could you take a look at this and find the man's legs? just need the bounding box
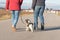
[34,6,40,30]
[39,6,45,30]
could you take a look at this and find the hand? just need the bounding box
[31,9,35,11]
[6,10,9,11]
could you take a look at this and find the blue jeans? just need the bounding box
[34,6,45,28]
[11,10,20,27]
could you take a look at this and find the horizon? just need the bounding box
[0,0,60,10]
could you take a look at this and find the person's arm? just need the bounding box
[20,0,23,5]
[32,0,37,10]
[6,0,9,10]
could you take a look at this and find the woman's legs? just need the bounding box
[11,10,20,31]
[13,11,19,28]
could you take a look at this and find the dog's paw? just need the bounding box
[31,30,34,32]
[26,28,31,32]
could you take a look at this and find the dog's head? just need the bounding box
[25,19,31,24]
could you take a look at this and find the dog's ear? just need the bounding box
[25,19,31,23]
[25,19,28,23]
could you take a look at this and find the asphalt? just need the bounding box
[0,13,60,40]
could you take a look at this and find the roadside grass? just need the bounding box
[0,9,33,20]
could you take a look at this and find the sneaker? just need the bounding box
[41,24,44,30]
[34,27,38,30]
[11,27,16,32]
[34,27,36,30]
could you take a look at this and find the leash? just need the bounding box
[20,15,26,25]
[20,14,32,25]
[20,10,33,25]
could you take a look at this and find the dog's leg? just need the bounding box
[29,24,33,32]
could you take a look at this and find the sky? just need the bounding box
[45,0,60,10]
[0,0,60,10]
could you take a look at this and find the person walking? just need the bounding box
[6,0,23,32]
[32,0,45,30]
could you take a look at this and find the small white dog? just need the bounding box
[25,19,34,32]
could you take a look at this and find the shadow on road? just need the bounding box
[44,26,60,31]
[16,27,26,32]
[16,26,60,32]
